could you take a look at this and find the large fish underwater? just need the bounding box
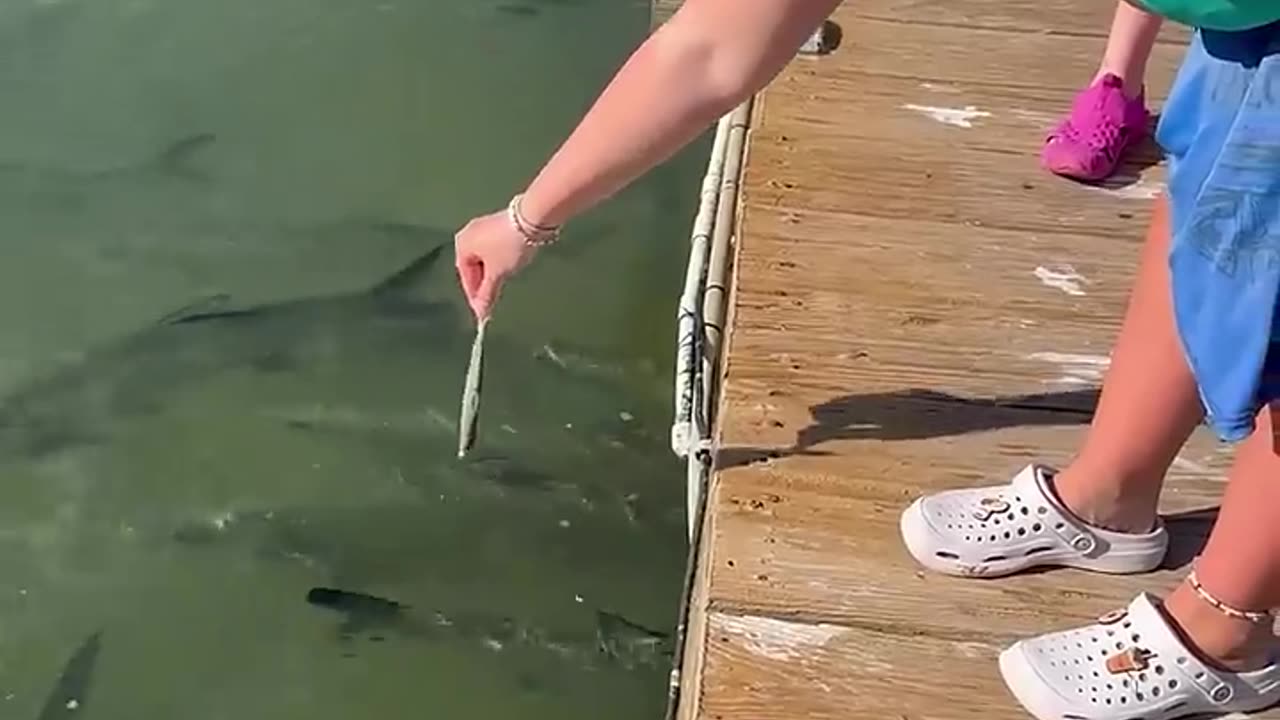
[0,134,685,714]
[0,133,664,468]
[0,236,460,459]
[304,586,672,672]
[0,225,679,522]
[0,132,357,273]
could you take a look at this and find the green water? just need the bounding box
[0,0,708,717]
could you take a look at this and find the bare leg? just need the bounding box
[901,198,1214,578]
[1051,197,1204,533]
[995,404,1280,719]
[1161,404,1280,670]
[1095,1,1164,98]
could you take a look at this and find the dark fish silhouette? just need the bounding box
[0,233,458,460]
[305,586,672,671]
[36,631,102,720]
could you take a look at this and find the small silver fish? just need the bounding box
[457,318,488,458]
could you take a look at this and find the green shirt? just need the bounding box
[1134,0,1280,30]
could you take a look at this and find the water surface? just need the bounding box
[0,1,707,717]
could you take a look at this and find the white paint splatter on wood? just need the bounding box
[714,613,847,662]
[902,104,992,128]
[919,82,961,94]
[1090,176,1165,200]
[1033,264,1088,296]
[1028,352,1111,384]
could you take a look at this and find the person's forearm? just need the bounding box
[519,0,839,229]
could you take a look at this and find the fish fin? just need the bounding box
[156,294,264,325]
[595,611,672,665]
[167,308,262,324]
[151,133,217,182]
[37,631,103,719]
[369,242,450,302]
[84,133,216,183]
[155,294,234,324]
[596,610,668,639]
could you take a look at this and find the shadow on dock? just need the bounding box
[715,386,1220,571]
[717,388,1098,471]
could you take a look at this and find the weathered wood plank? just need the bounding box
[788,16,1187,92]
[650,0,682,30]
[726,207,1140,410]
[846,0,1193,42]
[700,609,1036,720]
[705,442,1227,639]
[677,0,1272,719]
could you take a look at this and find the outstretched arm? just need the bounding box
[520,0,840,227]
[454,0,840,319]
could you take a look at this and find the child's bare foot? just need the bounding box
[1048,463,1161,536]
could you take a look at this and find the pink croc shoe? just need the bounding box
[1041,73,1149,182]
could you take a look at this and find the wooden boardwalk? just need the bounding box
[670,1,1278,719]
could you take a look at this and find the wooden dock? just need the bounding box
[650,0,682,29]
[669,1,1276,718]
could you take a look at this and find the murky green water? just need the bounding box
[0,0,708,717]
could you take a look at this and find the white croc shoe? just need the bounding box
[900,464,1168,578]
[1000,592,1280,720]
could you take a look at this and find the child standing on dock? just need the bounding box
[1042,1,1163,182]
[901,11,1280,720]
[451,1,1280,718]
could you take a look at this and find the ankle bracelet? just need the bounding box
[1187,567,1274,624]
[507,194,561,247]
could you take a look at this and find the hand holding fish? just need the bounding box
[453,194,559,322]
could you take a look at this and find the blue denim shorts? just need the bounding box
[1157,20,1280,442]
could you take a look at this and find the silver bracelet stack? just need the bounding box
[507,194,561,247]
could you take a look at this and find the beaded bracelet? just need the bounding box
[507,194,561,247]
[1188,568,1274,623]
